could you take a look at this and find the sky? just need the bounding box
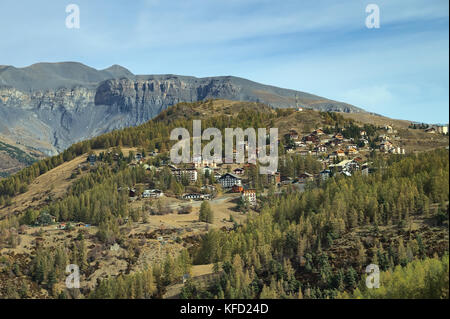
[0,0,448,123]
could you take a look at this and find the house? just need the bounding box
[182,193,203,201]
[360,138,369,146]
[335,149,346,157]
[143,189,164,198]
[232,185,244,193]
[385,125,394,133]
[380,141,394,152]
[171,168,198,183]
[360,130,367,137]
[297,107,303,112]
[361,164,370,176]
[233,168,245,175]
[280,176,293,185]
[314,144,327,154]
[425,127,436,134]
[334,133,344,140]
[298,172,314,183]
[88,154,97,166]
[435,125,449,134]
[329,159,359,172]
[313,129,324,136]
[288,129,299,140]
[218,173,242,188]
[304,135,319,144]
[241,189,257,206]
[320,169,332,181]
[347,148,358,155]
[202,165,215,175]
[267,172,281,184]
[294,141,306,148]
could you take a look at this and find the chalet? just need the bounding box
[334,133,344,140]
[241,189,257,206]
[218,173,242,188]
[233,168,245,175]
[298,172,314,183]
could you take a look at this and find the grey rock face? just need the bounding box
[0,62,365,155]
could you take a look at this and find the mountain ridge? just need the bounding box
[0,61,365,157]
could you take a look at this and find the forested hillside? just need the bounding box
[0,100,448,299]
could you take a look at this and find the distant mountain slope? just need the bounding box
[0,62,365,157]
[0,138,43,177]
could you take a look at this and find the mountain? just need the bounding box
[0,62,364,157]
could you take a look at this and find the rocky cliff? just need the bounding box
[0,62,364,155]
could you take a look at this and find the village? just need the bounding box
[79,117,419,217]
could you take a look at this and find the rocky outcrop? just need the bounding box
[0,62,365,155]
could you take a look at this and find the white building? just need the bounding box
[241,189,256,206]
[218,173,242,188]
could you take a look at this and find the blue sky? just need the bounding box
[0,0,448,123]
